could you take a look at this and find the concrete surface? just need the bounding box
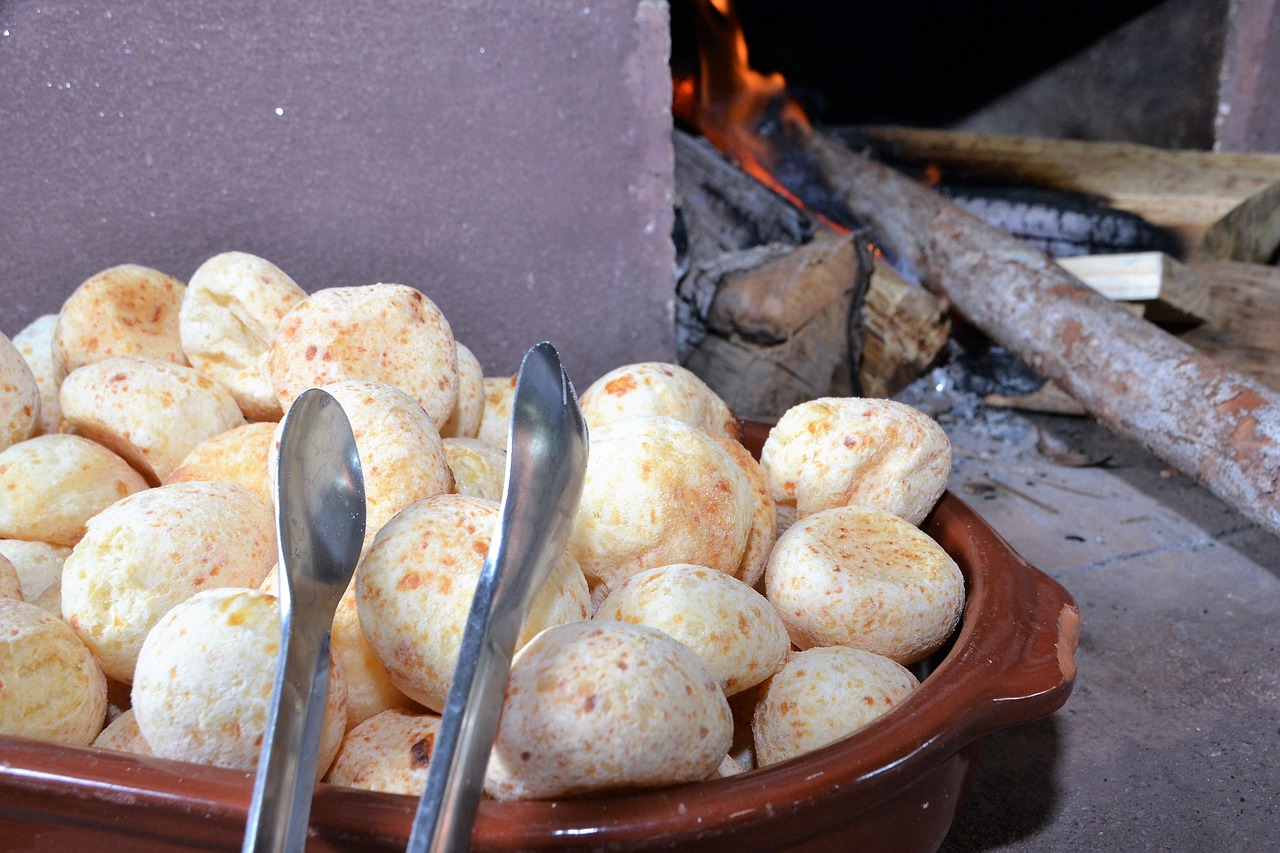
[898,376,1280,851]
[0,0,677,385]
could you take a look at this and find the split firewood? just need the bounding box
[1181,261,1280,392]
[674,129,949,408]
[1056,252,1211,327]
[806,129,1280,538]
[844,126,1280,263]
[684,232,869,422]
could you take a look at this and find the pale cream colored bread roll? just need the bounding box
[0,331,40,452]
[579,361,739,440]
[566,415,754,597]
[752,646,918,767]
[331,582,422,730]
[59,355,246,484]
[483,620,733,800]
[179,251,308,421]
[759,397,951,527]
[53,264,188,376]
[0,539,71,604]
[0,553,21,600]
[266,284,459,429]
[62,480,276,683]
[325,708,442,795]
[92,708,153,756]
[595,564,789,696]
[0,597,107,746]
[764,505,964,664]
[710,434,777,588]
[475,374,516,447]
[439,342,484,439]
[295,381,454,550]
[164,420,276,508]
[356,494,590,712]
[132,587,347,776]
[12,314,63,434]
[0,434,150,546]
[443,437,506,501]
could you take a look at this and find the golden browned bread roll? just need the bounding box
[764,504,964,665]
[266,284,459,429]
[53,264,188,375]
[760,397,951,528]
[484,620,732,800]
[578,361,739,440]
[752,646,918,767]
[59,355,246,484]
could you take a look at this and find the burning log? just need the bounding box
[675,130,949,413]
[805,129,1280,538]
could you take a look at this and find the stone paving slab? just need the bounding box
[920,397,1280,851]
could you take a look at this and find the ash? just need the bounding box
[893,353,1036,448]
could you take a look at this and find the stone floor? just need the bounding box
[896,374,1280,851]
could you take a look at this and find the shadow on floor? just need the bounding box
[938,716,1064,852]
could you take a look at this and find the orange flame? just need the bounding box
[675,0,850,233]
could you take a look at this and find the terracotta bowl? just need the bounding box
[0,422,1079,852]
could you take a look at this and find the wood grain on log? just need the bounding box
[807,130,1280,537]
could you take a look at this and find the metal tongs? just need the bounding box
[406,341,589,853]
[243,388,367,853]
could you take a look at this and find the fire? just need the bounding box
[674,0,856,233]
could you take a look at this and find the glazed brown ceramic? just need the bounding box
[0,422,1079,852]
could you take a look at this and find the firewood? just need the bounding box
[684,232,868,422]
[1055,252,1211,326]
[845,126,1280,263]
[674,129,948,400]
[806,129,1280,538]
[1181,261,1280,392]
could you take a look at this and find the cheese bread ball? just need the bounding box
[326,708,442,795]
[53,264,188,376]
[443,437,506,501]
[298,381,454,549]
[484,620,732,800]
[596,564,789,696]
[60,356,246,484]
[475,374,516,447]
[356,494,590,712]
[0,434,150,546]
[12,314,63,435]
[267,284,458,429]
[0,539,71,604]
[752,646,918,767]
[164,420,276,508]
[132,587,347,776]
[0,332,40,452]
[579,361,739,440]
[711,435,777,588]
[765,505,964,664]
[0,553,20,600]
[180,251,308,421]
[93,708,153,756]
[760,397,951,527]
[440,342,484,439]
[62,480,276,683]
[567,416,754,597]
[0,597,108,746]
[332,583,422,730]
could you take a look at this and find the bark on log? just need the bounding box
[807,130,1280,538]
